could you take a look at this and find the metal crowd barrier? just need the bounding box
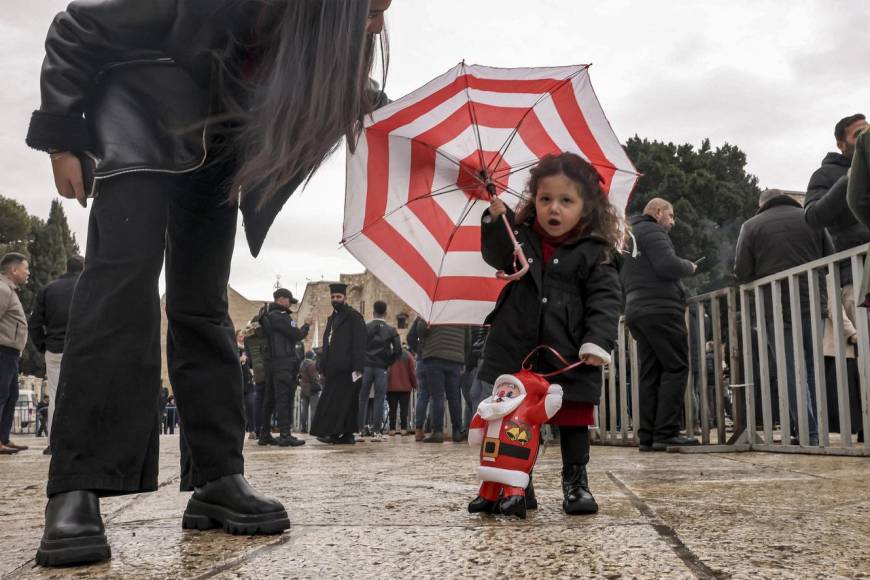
[593,243,870,456]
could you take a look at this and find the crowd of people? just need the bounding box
[236,284,484,448]
[733,113,870,445]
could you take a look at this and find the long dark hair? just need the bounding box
[514,153,622,250]
[225,0,389,207]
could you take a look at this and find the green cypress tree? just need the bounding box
[624,137,762,295]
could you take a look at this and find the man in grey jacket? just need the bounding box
[0,253,31,455]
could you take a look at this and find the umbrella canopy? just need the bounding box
[343,62,639,325]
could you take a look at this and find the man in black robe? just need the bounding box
[311,283,366,444]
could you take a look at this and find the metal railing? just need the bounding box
[593,243,870,456]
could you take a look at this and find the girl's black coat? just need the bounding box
[478,209,622,404]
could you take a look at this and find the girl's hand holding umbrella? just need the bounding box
[489,197,507,218]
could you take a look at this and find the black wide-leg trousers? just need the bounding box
[47,168,245,497]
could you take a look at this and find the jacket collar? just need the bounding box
[757,195,802,214]
[822,151,851,168]
[0,274,17,290]
[629,214,658,226]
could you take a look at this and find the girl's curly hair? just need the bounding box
[514,152,622,250]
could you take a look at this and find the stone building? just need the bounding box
[296,270,416,352]
[157,275,415,387]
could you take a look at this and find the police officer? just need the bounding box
[259,288,311,447]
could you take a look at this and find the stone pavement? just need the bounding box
[1,433,869,579]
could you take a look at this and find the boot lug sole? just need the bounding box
[36,535,111,567]
[182,498,290,535]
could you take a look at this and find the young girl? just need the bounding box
[476,152,622,515]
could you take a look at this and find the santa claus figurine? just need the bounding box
[467,369,563,519]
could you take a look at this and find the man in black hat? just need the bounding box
[259,288,311,447]
[310,283,366,444]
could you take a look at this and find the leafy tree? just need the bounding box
[0,196,31,255]
[0,196,80,375]
[624,137,762,295]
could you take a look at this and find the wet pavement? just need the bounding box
[1,433,869,579]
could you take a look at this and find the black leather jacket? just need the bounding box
[24,0,301,257]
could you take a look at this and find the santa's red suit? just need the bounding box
[468,369,562,509]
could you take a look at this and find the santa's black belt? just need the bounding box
[482,437,531,460]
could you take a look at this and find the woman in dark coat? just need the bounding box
[25,0,392,567]
[476,153,622,516]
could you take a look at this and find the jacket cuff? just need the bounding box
[25,110,91,153]
[579,342,612,366]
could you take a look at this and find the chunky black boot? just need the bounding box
[36,491,111,567]
[182,474,290,535]
[561,464,598,515]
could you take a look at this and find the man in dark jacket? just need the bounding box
[310,283,367,444]
[29,255,83,448]
[418,324,470,443]
[621,198,698,450]
[259,288,310,447]
[735,189,833,445]
[358,300,401,440]
[804,113,869,318]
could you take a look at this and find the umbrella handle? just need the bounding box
[495,214,530,281]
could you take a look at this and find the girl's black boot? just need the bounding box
[561,464,598,515]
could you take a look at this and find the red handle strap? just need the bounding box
[521,345,586,378]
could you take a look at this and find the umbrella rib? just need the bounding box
[486,67,588,174]
[460,61,487,170]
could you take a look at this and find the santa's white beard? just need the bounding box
[477,394,526,421]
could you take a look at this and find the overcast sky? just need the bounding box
[3,1,869,300]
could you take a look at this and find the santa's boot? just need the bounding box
[525,472,538,510]
[468,482,500,514]
[498,486,527,519]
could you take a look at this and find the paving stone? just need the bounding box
[1,434,868,578]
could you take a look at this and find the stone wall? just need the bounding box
[296,270,416,352]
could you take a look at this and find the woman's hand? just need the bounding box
[580,353,605,366]
[489,197,507,217]
[51,152,87,208]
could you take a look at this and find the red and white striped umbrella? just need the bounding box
[343,62,638,325]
